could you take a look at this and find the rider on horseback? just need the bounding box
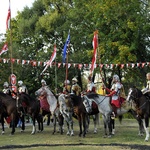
[141,72,150,98]
[18,81,28,94]
[63,80,71,94]
[87,75,96,93]
[71,77,81,96]
[2,82,11,95]
[103,74,126,116]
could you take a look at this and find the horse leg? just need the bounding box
[108,115,113,137]
[1,114,5,135]
[58,114,64,134]
[102,115,107,137]
[20,114,25,132]
[111,117,115,135]
[82,114,87,137]
[78,116,83,137]
[143,116,149,141]
[52,115,57,135]
[93,115,98,134]
[31,116,36,135]
[10,114,16,135]
[69,113,74,136]
[36,114,43,132]
[85,115,90,133]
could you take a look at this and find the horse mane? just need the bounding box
[70,94,82,105]
[133,87,143,98]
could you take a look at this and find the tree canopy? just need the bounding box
[0,0,150,94]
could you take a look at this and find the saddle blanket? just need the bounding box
[40,97,50,112]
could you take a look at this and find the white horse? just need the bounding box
[35,86,57,120]
[58,93,74,136]
[83,93,136,137]
[82,96,100,134]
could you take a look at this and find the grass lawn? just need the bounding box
[0,118,149,150]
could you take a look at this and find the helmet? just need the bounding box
[72,77,78,82]
[64,80,70,85]
[3,82,9,87]
[18,80,23,86]
[113,74,120,81]
[41,79,46,85]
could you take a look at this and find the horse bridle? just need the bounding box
[83,96,92,110]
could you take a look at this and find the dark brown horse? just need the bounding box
[126,87,150,141]
[0,92,18,135]
[17,93,43,134]
[66,94,87,137]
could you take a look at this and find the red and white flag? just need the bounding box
[6,4,11,30]
[90,31,98,74]
[0,43,8,56]
[41,44,57,75]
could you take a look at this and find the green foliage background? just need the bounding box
[0,0,150,95]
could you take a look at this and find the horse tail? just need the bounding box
[118,115,123,124]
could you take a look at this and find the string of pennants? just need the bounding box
[0,58,150,69]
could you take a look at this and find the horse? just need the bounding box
[83,93,138,137]
[16,93,43,134]
[82,95,100,133]
[65,94,87,137]
[35,87,63,134]
[0,92,18,135]
[58,93,74,136]
[126,87,150,141]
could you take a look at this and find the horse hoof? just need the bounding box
[108,135,112,138]
[94,131,97,134]
[20,130,24,133]
[1,131,4,135]
[66,132,70,136]
[31,132,35,135]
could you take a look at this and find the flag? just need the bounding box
[6,2,11,30]
[63,33,70,63]
[41,44,57,75]
[0,43,8,56]
[90,31,98,74]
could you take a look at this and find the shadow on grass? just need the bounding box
[0,143,150,150]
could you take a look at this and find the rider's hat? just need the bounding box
[113,74,120,81]
[41,79,46,85]
[72,77,78,82]
[18,80,23,86]
[3,82,9,87]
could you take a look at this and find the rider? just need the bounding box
[2,82,11,95]
[17,80,28,125]
[63,79,71,94]
[103,74,126,115]
[87,75,96,93]
[71,77,81,96]
[141,72,150,98]
[18,80,28,94]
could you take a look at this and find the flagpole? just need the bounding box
[54,40,57,93]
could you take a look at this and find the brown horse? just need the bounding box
[17,93,43,134]
[66,94,87,137]
[0,92,18,135]
[126,87,150,141]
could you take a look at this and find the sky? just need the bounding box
[0,0,35,34]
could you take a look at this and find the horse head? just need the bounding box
[126,87,143,104]
[82,95,92,113]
